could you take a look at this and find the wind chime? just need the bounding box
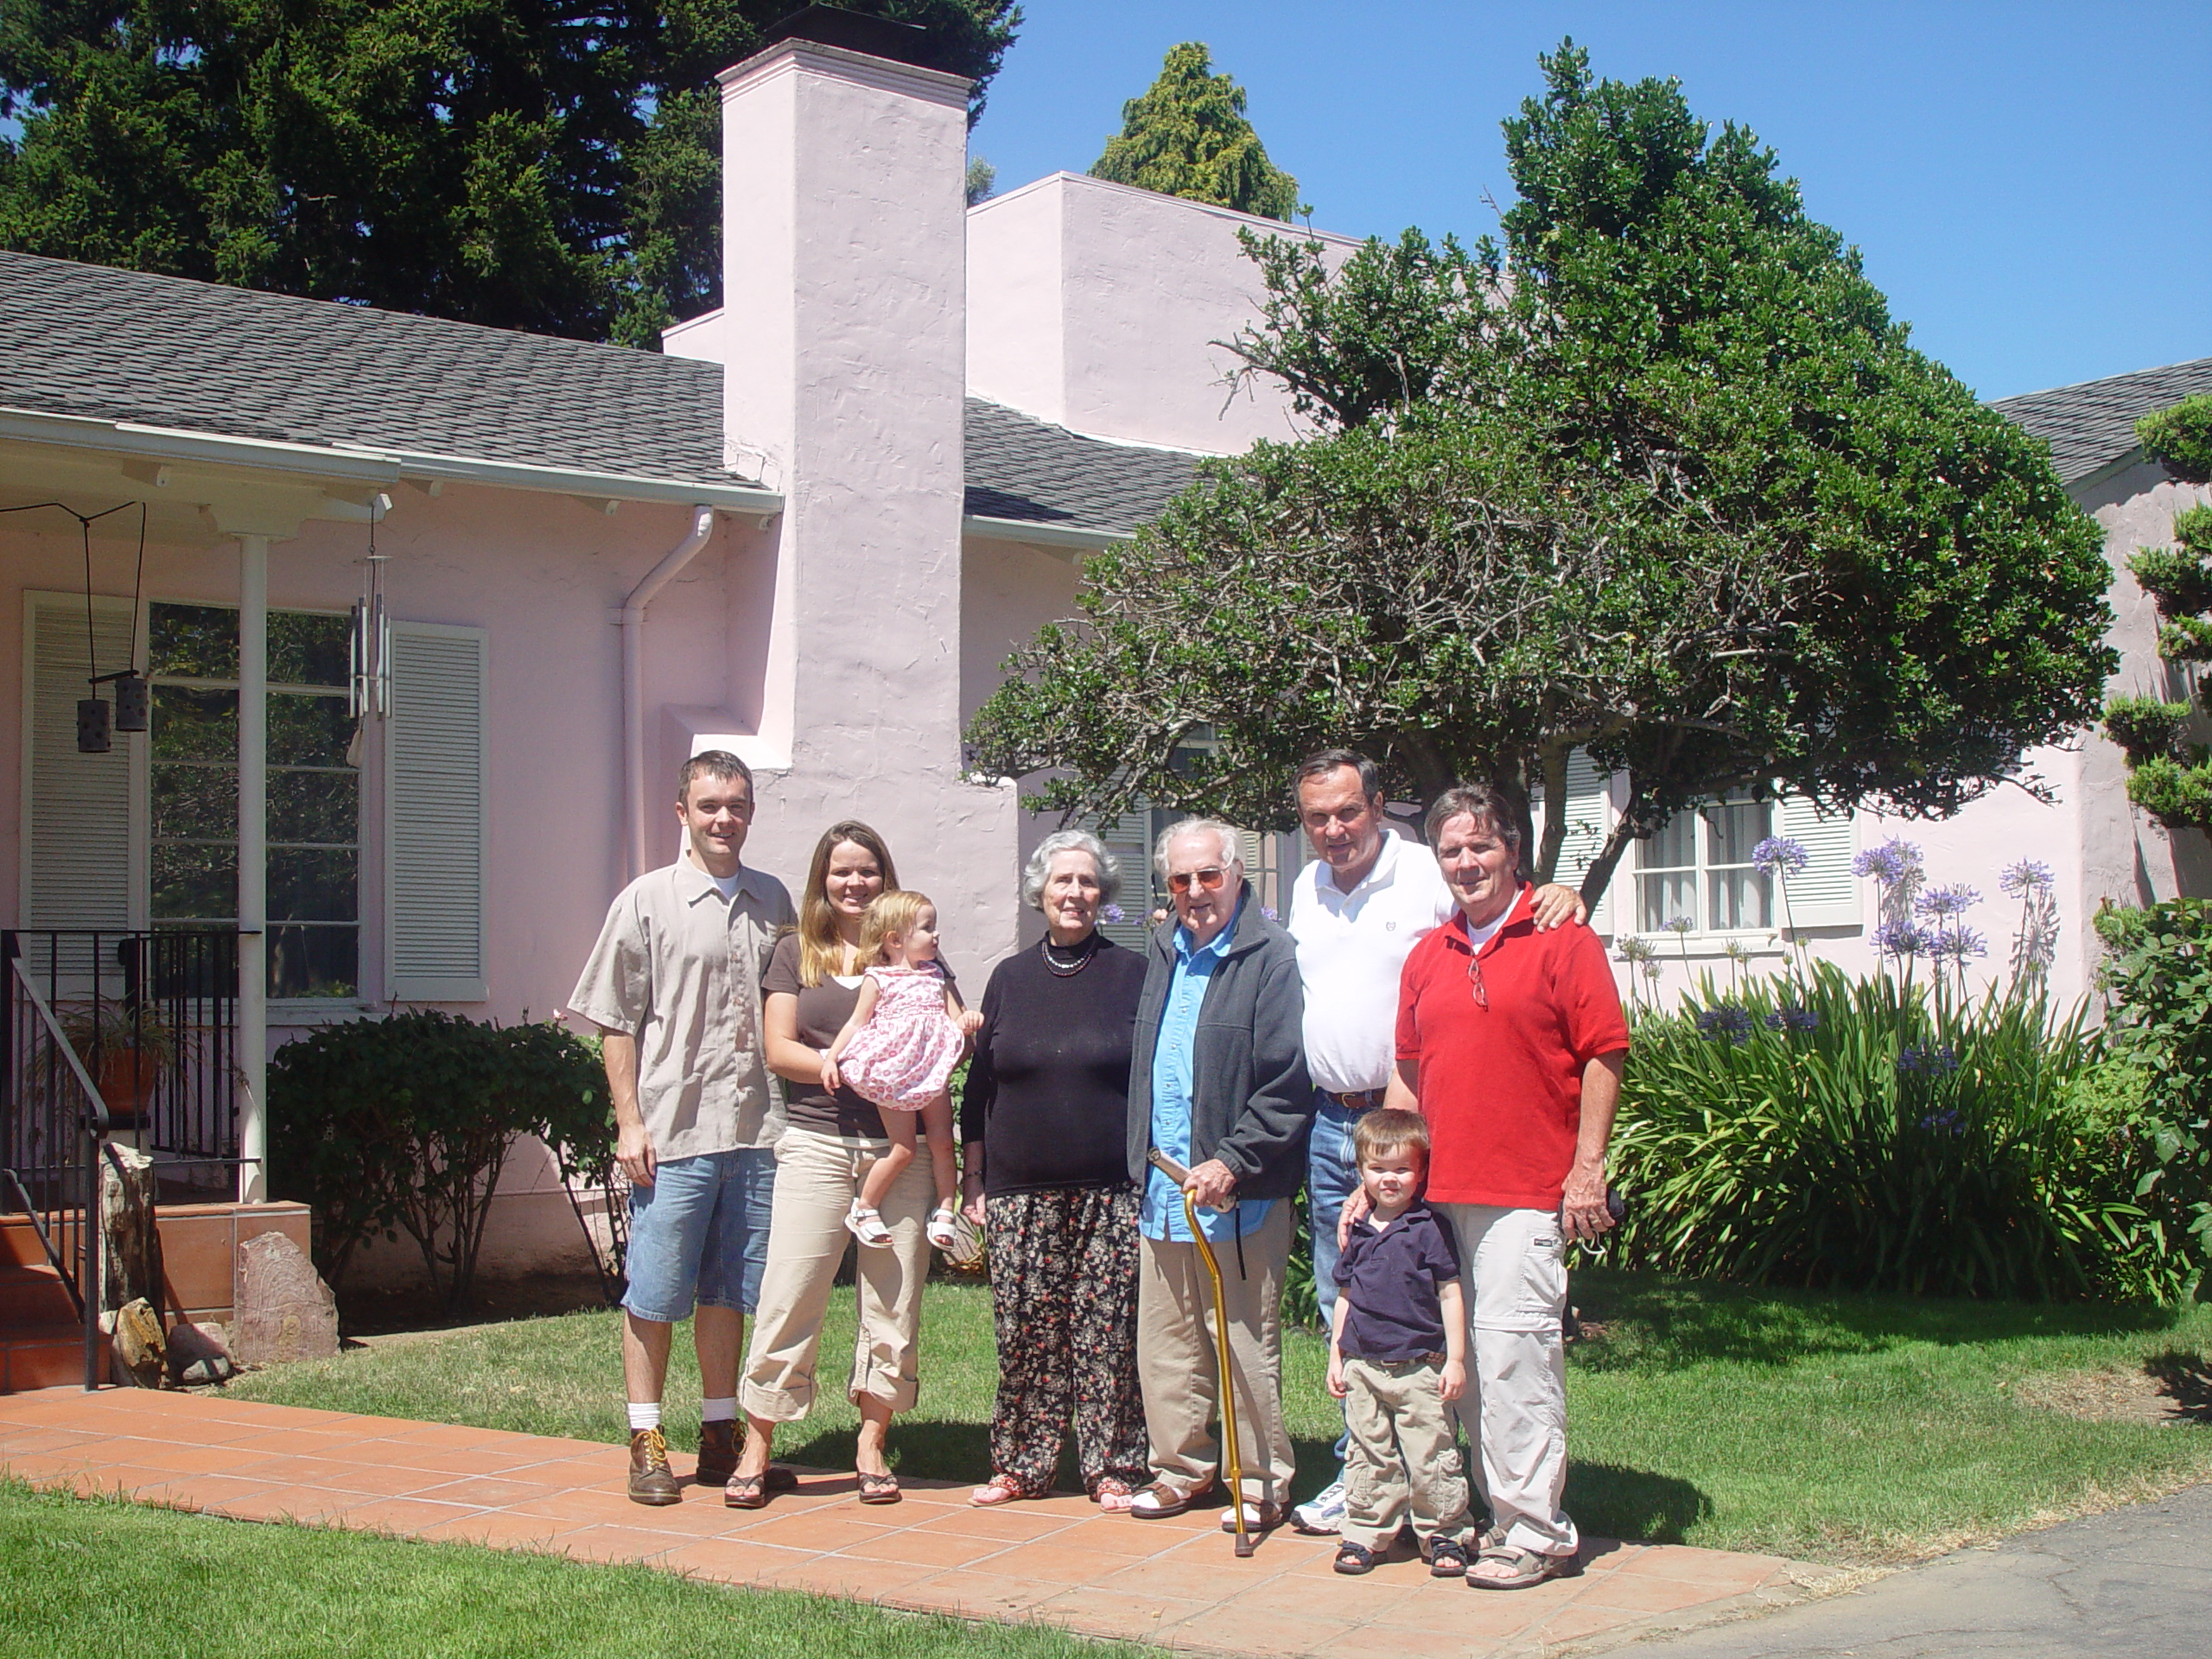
[347,495,392,761]
[1,499,149,753]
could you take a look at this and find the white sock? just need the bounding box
[627,1402,662,1433]
[701,1396,738,1424]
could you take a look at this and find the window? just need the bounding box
[1637,796,1773,934]
[149,603,359,999]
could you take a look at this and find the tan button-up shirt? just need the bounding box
[569,858,797,1162]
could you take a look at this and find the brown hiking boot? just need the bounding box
[696,1420,737,1487]
[627,1427,680,1505]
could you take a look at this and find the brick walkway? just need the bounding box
[1,1389,1834,1656]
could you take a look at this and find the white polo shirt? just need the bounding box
[1287,829,1456,1095]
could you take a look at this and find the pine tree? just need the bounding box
[2102,396,2212,831]
[1090,42,1298,220]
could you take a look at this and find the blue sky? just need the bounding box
[968,3,2210,402]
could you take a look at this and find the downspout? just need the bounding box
[621,505,717,878]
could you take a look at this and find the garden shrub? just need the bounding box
[269,1012,609,1313]
[2094,899,2212,1290]
[1610,961,2181,1301]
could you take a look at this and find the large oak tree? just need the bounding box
[969,42,2117,903]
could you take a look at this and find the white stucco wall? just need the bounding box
[967,172,1361,455]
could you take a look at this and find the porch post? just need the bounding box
[237,534,269,1203]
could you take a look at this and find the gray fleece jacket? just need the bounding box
[1125,885,1314,1202]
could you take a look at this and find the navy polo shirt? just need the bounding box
[1333,1202,1462,1363]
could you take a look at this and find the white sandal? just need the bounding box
[925,1204,962,1250]
[843,1200,893,1249]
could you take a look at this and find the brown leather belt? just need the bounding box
[1320,1088,1387,1112]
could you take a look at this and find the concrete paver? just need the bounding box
[1,1387,1838,1657]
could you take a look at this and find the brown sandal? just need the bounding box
[723,1472,769,1510]
[856,1470,902,1504]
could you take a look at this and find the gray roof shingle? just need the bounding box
[1990,357,2212,486]
[0,249,1205,530]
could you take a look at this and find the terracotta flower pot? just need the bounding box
[94,1051,159,1126]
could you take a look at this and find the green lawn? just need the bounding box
[0,1480,1122,1659]
[225,1273,2212,1564]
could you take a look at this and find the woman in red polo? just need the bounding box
[1385,783,1628,1591]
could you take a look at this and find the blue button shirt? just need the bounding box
[1142,897,1277,1243]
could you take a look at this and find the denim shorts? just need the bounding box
[622,1147,776,1324]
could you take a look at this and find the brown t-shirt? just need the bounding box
[761,932,958,1140]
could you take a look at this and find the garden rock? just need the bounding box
[232,1233,338,1366]
[107,1296,166,1389]
[164,1319,237,1386]
[99,1141,165,1315]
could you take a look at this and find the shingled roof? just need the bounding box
[1991,357,2212,486]
[0,249,1202,532]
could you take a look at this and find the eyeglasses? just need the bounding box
[1465,949,1489,1009]
[1167,867,1228,894]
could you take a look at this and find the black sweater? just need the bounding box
[959,938,1147,1196]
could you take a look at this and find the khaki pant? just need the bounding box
[740,1128,935,1421]
[1436,1202,1577,1556]
[1341,1356,1472,1552]
[1135,1200,1296,1505]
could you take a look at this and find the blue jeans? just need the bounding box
[622,1147,776,1324]
[1306,1094,1364,1470]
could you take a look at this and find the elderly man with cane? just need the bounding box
[1125,819,1313,1536]
[1363,783,1629,1589]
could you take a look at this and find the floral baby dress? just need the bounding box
[840,963,965,1111]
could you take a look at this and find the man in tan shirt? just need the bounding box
[570,752,795,1504]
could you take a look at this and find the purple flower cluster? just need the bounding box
[1927,926,1988,963]
[1853,838,1924,885]
[1662,916,1694,935]
[1914,884,1980,919]
[1872,919,1931,957]
[1896,1044,1959,1077]
[1695,1005,1755,1042]
[1918,1108,1965,1135]
[1751,836,1809,877]
[1764,1006,1820,1033]
[1999,860,2056,896]
[1100,903,1126,924]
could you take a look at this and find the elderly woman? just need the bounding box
[958,830,1151,1510]
[731,821,940,1506]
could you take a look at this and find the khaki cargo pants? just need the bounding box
[1340,1354,1473,1553]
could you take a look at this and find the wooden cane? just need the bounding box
[1147,1148,1255,1558]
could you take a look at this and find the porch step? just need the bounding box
[0,1262,79,1327]
[0,1320,106,1392]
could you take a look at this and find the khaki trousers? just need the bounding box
[1340,1356,1473,1552]
[1435,1202,1578,1556]
[1135,1200,1296,1505]
[740,1128,935,1421]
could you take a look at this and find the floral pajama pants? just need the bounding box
[985,1185,1150,1497]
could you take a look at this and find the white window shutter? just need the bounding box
[1777,795,1859,928]
[385,622,487,1001]
[22,592,137,933]
[1543,749,1615,935]
[1075,810,1155,951]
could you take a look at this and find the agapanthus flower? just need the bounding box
[1999,860,2056,896]
[1897,1045,1959,1077]
[1751,836,1809,877]
[1641,961,1662,982]
[1695,1005,1755,1042]
[1853,838,1924,885]
[1662,916,1694,935]
[1926,926,1988,963]
[1100,904,1125,924]
[1872,919,1930,957]
[1764,1006,1819,1033]
[1918,1108,1965,1135]
[1262,906,1278,921]
[1618,936,1656,963]
[1914,884,1981,919]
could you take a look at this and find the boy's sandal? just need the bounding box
[855,1470,902,1504]
[843,1201,894,1249]
[969,1475,1032,1508]
[925,1204,962,1250]
[1427,1535,1469,1578]
[1092,1478,1136,1515]
[1468,1544,1580,1591]
[1333,1541,1378,1576]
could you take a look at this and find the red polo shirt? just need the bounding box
[1395,885,1630,1209]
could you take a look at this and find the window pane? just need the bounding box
[1639,871,1697,932]
[270,613,349,689]
[1645,812,1696,871]
[270,770,359,845]
[270,692,353,767]
[1704,799,1770,867]
[153,762,238,841]
[154,845,236,921]
[269,925,358,999]
[149,603,238,679]
[152,685,238,761]
[1708,868,1773,931]
[270,848,359,923]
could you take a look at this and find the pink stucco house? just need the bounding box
[0,15,2205,1307]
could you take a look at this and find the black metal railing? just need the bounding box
[3,954,110,1389]
[1,930,239,1182]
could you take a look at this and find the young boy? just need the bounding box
[1327,1108,1473,1576]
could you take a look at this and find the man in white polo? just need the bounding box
[1285,749,1583,1535]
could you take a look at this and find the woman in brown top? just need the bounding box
[731,821,942,1505]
